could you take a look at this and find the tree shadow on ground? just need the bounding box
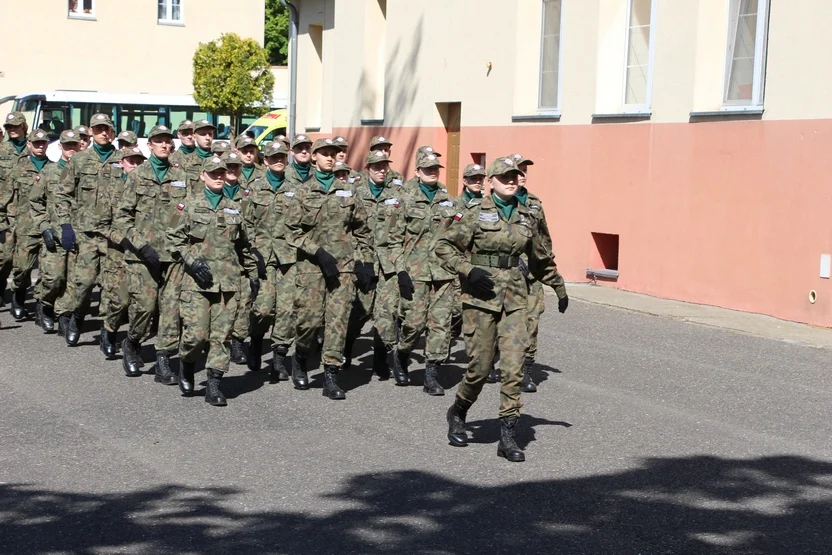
[1,455,830,554]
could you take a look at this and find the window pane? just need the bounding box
[539,0,562,109]
[540,70,559,108]
[172,0,181,21]
[626,67,648,105]
[625,0,652,106]
[628,25,650,68]
[726,58,755,101]
[725,0,762,102]
[158,0,167,20]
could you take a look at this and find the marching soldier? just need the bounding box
[116,130,138,151]
[333,136,362,184]
[234,135,265,189]
[73,125,91,151]
[285,134,314,187]
[169,120,195,167]
[183,119,215,193]
[368,136,405,185]
[212,140,231,156]
[0,112,31,307]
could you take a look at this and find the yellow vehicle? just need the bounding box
[242,109,288,146]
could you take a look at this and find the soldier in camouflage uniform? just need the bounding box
[116,130,138,151]
[285,138,375,400]
[284,134,314,188]
[243,142,298,381]
[389,152,456,395]
[114,124,189,383]
[182,119,215,193]
[436,157,568,462]
[0,112,31,311]
[333,136,363,185]
[169,120,195,168]
[368,136,405,186]
[73,126,91,151]
[212,140,231,156]
[29,130,81,333]
[167,156,258,406]
[234,135,266,189]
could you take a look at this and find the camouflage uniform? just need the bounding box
[220,160,252,346]
[181,120,216,194]
[0,119,30,296]
[30,158,70,310]
[517,188,550,363]
[284,134,314,189]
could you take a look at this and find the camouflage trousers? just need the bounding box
[346,271,399,349]
[295,271,355,367]
[526,280,545,359]
[231,274,252,341]
[57,232,105,315]
[179,290,237,373]
[0,229,13,290]
[12,232,41,291]
[397,279,453,362]
[125,260,182,352]
[250,263,296,348]
[457,304,528,419]
[100,247,129,332]
[36,243,68,307]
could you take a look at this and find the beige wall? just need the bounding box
[0,0,265,99]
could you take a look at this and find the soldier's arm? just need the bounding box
[534,202,555,255]
[235,223,258,278]
[29,179,49,233]
[528,230,566,299]
[113,171,140,248]
[0,167,12,231]
[388,197,407,274]
[284,188,320,256]
[165,206,193,266]
[55,156,79,225]
[241,190,261,245]
[433,209,476,278]
[350,194,374,263]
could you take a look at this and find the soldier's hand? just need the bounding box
[558,295,569,314]
[138,244,161,271]
[518,258,530,279]
[42,228,58,252]
[397,271,415,301]
[60,223,76,252]
[251,248,267,279]
[355,261,377,293]
[314,247,339,279]
[468,268,495,295]
[189,258,213,289]
[250,278,260,301]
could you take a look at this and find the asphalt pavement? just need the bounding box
[0,291,830,554]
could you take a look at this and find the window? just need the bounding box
[68,0,95,19]
[158,0,183,25]
[724,0,769,107]
[624,0,655,111]
[539,0,563,110]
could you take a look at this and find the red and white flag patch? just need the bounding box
[453,213,463,221]
[176,203,185,211]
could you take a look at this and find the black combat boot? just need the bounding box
[38,302,55,333]
[204,368,227,406]
[65,311,84,346]
[99,324,117,359]
[121,335,143,377]
[154,350,178,385]
[230,338,246,365]
[11,287,27,320]
[520,357,537,393]
[392,348,410,386]
[291,351,310,390]
[57,312,71,338]
[322,365,346,400]
[487,350,501,383]
[497,416,526,462]
[246,333,264,372]
[269,345,290,383]
[423,361,445,396]
[372,332,390,380]
[446,397,472,447]
[179,360,196,396]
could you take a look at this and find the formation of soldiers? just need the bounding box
[0,112,568,462]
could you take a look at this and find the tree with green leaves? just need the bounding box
[265,0,289,66]
[192,33,275,138]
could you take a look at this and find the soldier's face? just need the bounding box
[148,136,174,158]
[292,143,311,164]
[28,140,48,157]
[225,164,242,183]
[121,155,144,173]
[79,136,90,150]
[202,169,226,192]
[5,124,26,139]
[313,146,338,171]
[335,149,347,162]
[61,142,80,160]
[178,130,195,146]
[195,128,214,148]
[464,176,484,193]
[266,153,287,172]
[517,163,529,186]
[238,145,258,165]
[368,162,389,184]
[417,166,440,185]
[334,170,350,183]
[91,124,114,146]
[490,171,521,200]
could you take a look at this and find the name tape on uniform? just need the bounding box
[171,181,186,188]
[439,200,453,207]
[335,190,353,198]
[478,212,499,222]
[223,208,240,215]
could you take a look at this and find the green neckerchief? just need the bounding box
[266,169,285,191]
[10,137,26,153]
[196,145,212,160]
[29,155,48,173]
[121,173,128,182]
[58,159,68,170]
[223,182,240,200]
[148,155,169,183]
[178,144,195,155]
[315,169,335,192]
[241,165,255,181]
[368,178,385,199]
[293,160,311,181]
[419,181,439,203]
[93,142,115,162]
[515,187,529,206]
[463,189,482,203]
[492,193,518,221]
[204,187,223,210]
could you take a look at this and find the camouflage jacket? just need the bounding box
[0,141,30,231]
[284,162,314,189]
[434,194,566,314]
[5,156,52,236]
[113,160,189,263]
[55,147,122,234]
[355,173,405,276]
[169,146,192,168]
[166,193,256,293]
[285,174,373,274]
[173,149,209,194]
[242,175,297,266]
[517,187,554,280]
[30,160,69,234]
[239,164,267,190]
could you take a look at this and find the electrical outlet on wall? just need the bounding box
[820,254,831,279]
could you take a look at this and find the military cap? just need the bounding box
[117,130,138,144]
[333,135,349,149]
[212,140,231,154]
[90,113,114,128]
[3,112,26,127]
[369,135,393,149]
[59,130,81,144]
[147,124,174,139]
[311,137,339,154]
[463,163,486,178]
[275,134,290,147]
[416,145,442,158]
[193,119,215,132]
[201,155,227,173]
[260,140,274,151]
[177,119,194,132]
[416,153,444,169]
[291,134,313,149]
[333,160,352,173]
[221,151,243,166]
[487,157,525,178]
[28,129,49,142]
[234,135,257,149]
[73,125,90,136]
[122,146,146,160]
[365,150,392,166]
[264,141,289,157]
[509,153,534,166]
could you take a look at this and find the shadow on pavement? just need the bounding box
[467,415,572,449]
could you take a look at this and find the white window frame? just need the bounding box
[67,0,96,20]
[622,0,657,114]
[722,0,769,110]
[538,0,565,115]
[158,0,185,26]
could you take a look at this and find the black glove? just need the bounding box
[354,261,377,293]
[0,229,6,244]
[60,223,76,252]
[518,258,530,279]
[467,267,495,295]
[251,247,267,279]
[42,228,58,252]
[250,278,260,301]
[188,258,214,289]
[558,295,569,314]
[138,244,161,271]
[397,271,414,301]
[314,247,339,279]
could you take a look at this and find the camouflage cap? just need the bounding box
[369,135,393,149]
[212,140,231,154]
[234,135,257,149]
[117,130,138,144]
[333,160,352,173]
[365,150,392,166]
[73,125,90,137]
[290,133,313,149]
[177,119,194,132]
[147,124,174,139]
[3,112,26,127]
[463,163,486,178]
[333,135,349,149]
[221,151,243,166]
[193,119,215,132]
[416,153,444,169]
[28,129,49,142]
[487,157,525,178]
[275,134,290,147]
[416,145,442,158]
[59,130,81,144]
[201,155,227,173]
[90,113,114,128]
[122,146,146,160]
[508,153,534,166]
[311,137,339,154]
[264,141,289,157]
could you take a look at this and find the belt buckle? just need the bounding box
[498,255,509,268]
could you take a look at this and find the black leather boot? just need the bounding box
[246,333,264,372]
[230,338,246,365]
[11,287,27,320]
[39,302,56,333]
[269,346,290,383]
[497,416,526,462]
[291,351,310,390]
[423,361,445,396]
[520,357,537,393]
[487,351,501,383]
[392,348,410,386]
[447,397,471,447]
[179,360,196,396]
[322,364,346,400]
[100,324,117,359]
[57,312,71,338]
[121,335,143,377]
[204,368,227,406]
[154,350,178,385]
[65,311,84,346]
[372,332,390,380]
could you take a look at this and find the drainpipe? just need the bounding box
[280,0,299,139]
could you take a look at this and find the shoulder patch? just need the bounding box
[176,203,185,211]
[453,213,463,221]
[478,212,499,223]
[244,189,250,196]
[173,163,180,168]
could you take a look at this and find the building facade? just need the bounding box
[289,0,832,327]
